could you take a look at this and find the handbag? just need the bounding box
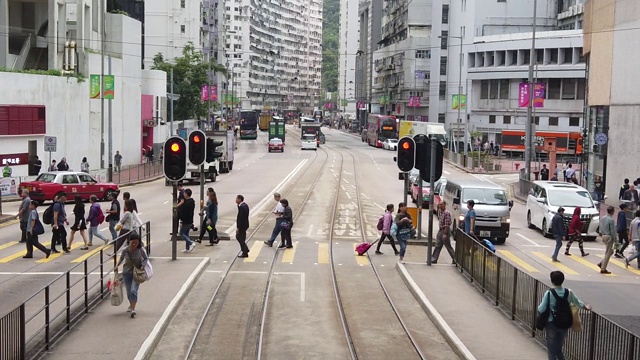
[32,219,45,236]
[390,222,398,236]
[134,266,147,284]
[570,291,583,332]
[144,260,154,280]
[535,293,550,330]
[109,270,124,306]
[280,220,292,230]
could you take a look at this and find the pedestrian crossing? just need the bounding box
[241,241,371,266]
[0,240,145,265]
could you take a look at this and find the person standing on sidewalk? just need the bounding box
[395,202,413,262]
[16,189,31,243]
[114,151,122,173]
[106,192,121,241]
[116,232,148,318]
[540,164,550,181]
[375,204,399,255]
[51,192,70,254]
[537,270,591,360]
[264,192,284,247]
[551,207,566,262]
[236,195,250,258]
[24,201,51,259]
[80,157,90,173]
[464,200,476,236]
[68,195,89,251]
[593,175,605,202]
[625,210,640,269]
[616,204,630,258]
[620,178,631,200]
[597,206,617,274]
[565,207,589,257]
[432,201,455,264]
[87,195,108,246]
[178,189,197,253]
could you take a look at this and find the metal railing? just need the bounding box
[113,160,162,185]
[0,222,151,360]
[454,230,640,360]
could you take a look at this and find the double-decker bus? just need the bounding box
[367,114,397,147]
[239,110,259,139]
[500,130,583,155]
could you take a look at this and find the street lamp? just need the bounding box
[439,32,466,155]
[524,0,538,180]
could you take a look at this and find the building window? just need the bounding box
[521,50,530,66]
[577,79,586,100]
[439,81,447,100]
[181,25,185,33]
[562,78,576,99]
[489,79,499,99]
[416,50,431,59]
[181,0,185,8]
[549,49,558,64]
[503,115,511,124]
[92,0,99,32]
[442,5,449,24]
[440,57,447,75]
[468,53,475,68]
[536,49,544,64]
[441,31,448,50]
[569,117,580,127]
[438,113,445,123]
[563,48,573,64]
[534,117,540,125]
[548,79,561,99]
[549,117,559,126]
[489,115,496,124]
[480,80,489,99]
[499,79,509,99]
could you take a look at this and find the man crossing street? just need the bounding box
[264,193,284,247]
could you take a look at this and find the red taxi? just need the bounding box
[268,138,284,153]
[19,172,119,203]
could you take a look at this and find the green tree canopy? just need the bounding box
[322,0,340,93]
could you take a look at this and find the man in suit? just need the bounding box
[236,195,250,258]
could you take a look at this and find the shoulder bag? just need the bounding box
[535,292,550,330]
[33,219,45,236]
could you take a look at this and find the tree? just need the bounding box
[322,0,340,93]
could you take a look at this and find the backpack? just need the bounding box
[96,207,105,225]
[376,216,384,231]
[550,289,573,329]
[42,204,54,225]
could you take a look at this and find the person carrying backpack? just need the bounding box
[537,271,591,360]
[87,195,108,246]
[375,204,399,255]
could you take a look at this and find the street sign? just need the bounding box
[44,136,57,152]
[595,133,608,146]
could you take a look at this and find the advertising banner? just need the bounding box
[200,85,218,101]
[518,83,545,108]
[0,177,19,196]
[452,94,467,110]
[90,75,100,99]
[103,75,115,99]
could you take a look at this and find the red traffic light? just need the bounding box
[170,143,180,152]
[402,142,410,150]
[193,135,201,143]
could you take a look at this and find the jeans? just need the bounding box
[121,272,139,303]
[108,220,118,240]
[398,237,408,257]
[545,322,568,360]
[626,241,640,267]
[432,230,455,263]
[268,218,283,243]
[552,236,563,260]
[89,226,108,244]
[180,222,194,249]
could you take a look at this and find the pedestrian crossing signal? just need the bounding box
[188,130,206,166]
[163,137,187,181]
[206,139,224,162]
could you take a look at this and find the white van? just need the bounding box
[301,134,318,151]
[526,181,600,240]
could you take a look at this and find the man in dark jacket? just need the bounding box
[235,194,250,258]
[551,207,566,262]
[616,204,629,258]
[178,189,197,253]
[620,178,631,200]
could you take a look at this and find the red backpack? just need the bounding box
[94,204,105,224]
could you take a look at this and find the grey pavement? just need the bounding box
[40,257,208,360]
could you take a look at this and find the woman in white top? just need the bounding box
[625,210,640,268]
[116,199,141,249]
[80,157,90,173]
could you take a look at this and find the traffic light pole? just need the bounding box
[427,136,437,266]
[199,164,205,231]
[417,176,423,242]
[403,175,408,205]
[171,182,178,261]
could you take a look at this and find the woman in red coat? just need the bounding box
[565,207,589,257]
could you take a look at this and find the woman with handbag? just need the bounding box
[115,232,148,318]
[278,199,294,249]
[115,199,142,251]
[199,188,220,246]
[24,201,51,259]
[394,202,413,261]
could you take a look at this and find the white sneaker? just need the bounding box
[188,243,197,253]
[127,307,132,313]
[181,249,188,253]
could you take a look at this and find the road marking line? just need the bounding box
[565,254,616,276]
[498,250,539,273]
[71,244,113,263]
[532,252,578,275]
[274,272,306,301]
[229,271,268,274]
[318,243,329,264]
[244,241,263,263]
[345,192,351,199]
[0,241,19,251]
[517,233,542,247]
[36,241,87,263]
[443,170,450,175]
[0,219,20,228]
[0,242,52,263]
[282,246,296,263]
[595,255,640,276]
[353,244,370,265]
[307,224,314,237]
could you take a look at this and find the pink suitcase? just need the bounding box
[355,239,381,256]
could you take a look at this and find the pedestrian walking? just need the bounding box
[565,207,589,257]
[625,210,640,269]
[51,192,70,254]
[597,206,617,274]
[551,207,566,262]
[432,201,455,264]
[277,198,294,248]
[178,189,197,253]
[464,200,476,236]
[23,201,51,259]
[619,178,631,200]
[565,164,577,184]
[114,151,122,173]
[87,195,108,246]
[375,203,400,255]
[16,189,31,243]
[106,191,121,241]
[57,157,69,171]
[615,203,630,258]
[68,195,89,251]
[593,175,605,202]
[115,232,148,318]
[264,192,284,247]
[199,188,220,246]
[537,270,591,360]
[80,157,90,173]
[235,195,250,258]
[115,199,142,250]
[395,202,413,262]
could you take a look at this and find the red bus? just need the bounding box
[367,114,397,147]
[500,130,583,155]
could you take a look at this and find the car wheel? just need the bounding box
[210,172,216,182]
[542,218,551,238]
[527,211,535,229]
[495,237,506,245]
[103,189,115,201]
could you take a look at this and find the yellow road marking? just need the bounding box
[282,246,296,263]
[566,254,616,277]
[37,241,87,263]
[0,242,52,263]
[353,244,370,265]
[71,244,113,263]
[244,241,263,262]
[532,252,579,275]
[498,250,539,273]
[0,241,19,251]
[0,219,20,228]
[318,243,329,264]
[595,255,640,276]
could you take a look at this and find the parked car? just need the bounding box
[19,172,119,204]
[383,138,398,151]
[268,138,284,153]
[411,179,431,208]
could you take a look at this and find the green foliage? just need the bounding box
[151,43,228,121]
[109,9,130,16]
[322,0,340,93]
[0,67,63,77]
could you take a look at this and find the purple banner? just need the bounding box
[518,83,545,108]
[200,85,218,101]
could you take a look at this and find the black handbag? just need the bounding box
[33,219,45,236]
[535,293,550,330]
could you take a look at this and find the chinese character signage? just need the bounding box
[518,83,545,108]
[380,95,390,105]
[409,96,421,107]
[324,102,334,109]
[90,75,101,99]
[103,75,115,99]
[90,75,115,99]
[200,85,218,101]
[452,94,467,110]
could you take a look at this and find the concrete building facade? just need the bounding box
[338,0,359,114]
[355,0,383,126]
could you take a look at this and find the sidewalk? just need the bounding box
[397,262,547,360]
[40,257,208,360]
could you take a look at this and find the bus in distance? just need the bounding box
[239,110,259,139]
[367,114,397,147]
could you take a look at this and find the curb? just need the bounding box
[396,262,476,360]
[134,257,210,360]
[444,159,520,176]
[0,215,17,225]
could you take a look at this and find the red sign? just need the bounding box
[0,153,30,166]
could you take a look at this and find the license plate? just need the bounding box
[480,230,491,237]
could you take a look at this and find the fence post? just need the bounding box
[44,286,50,349]
[628,333,635,360]
[531,281,539,336]
[588,311,597,360]
[511,267,518,320]
[66,272,71,330]
[481,249,487,293]
[84,261,89,313]
[496,257,501,306]
[146,221,151,255]
[100,250,105,299]
[470,240,475,284]
[19,304,25,359]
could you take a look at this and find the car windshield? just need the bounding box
[548,190,594,208]
[303,135,315,141]
[35,173,56,183]
[270,139,282,144]
[388,139,398,144]
[463,188,508,205]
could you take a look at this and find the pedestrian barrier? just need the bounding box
[113,159,162,185]
[454,230,640,360]
[0,222,151,360]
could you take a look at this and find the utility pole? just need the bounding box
[107,55,113,182]
[170,68,174,135]
[458,29,467,157]
[525,0,538,181]
[100,0,105,170]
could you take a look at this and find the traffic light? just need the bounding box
[188,130,206,166]
[396,136,416,172]
[206,139,224,162]
[163,136,187,181]
[414,134,444,182]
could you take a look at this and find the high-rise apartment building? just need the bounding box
[355,0,383,127]
[338,0,360,114]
